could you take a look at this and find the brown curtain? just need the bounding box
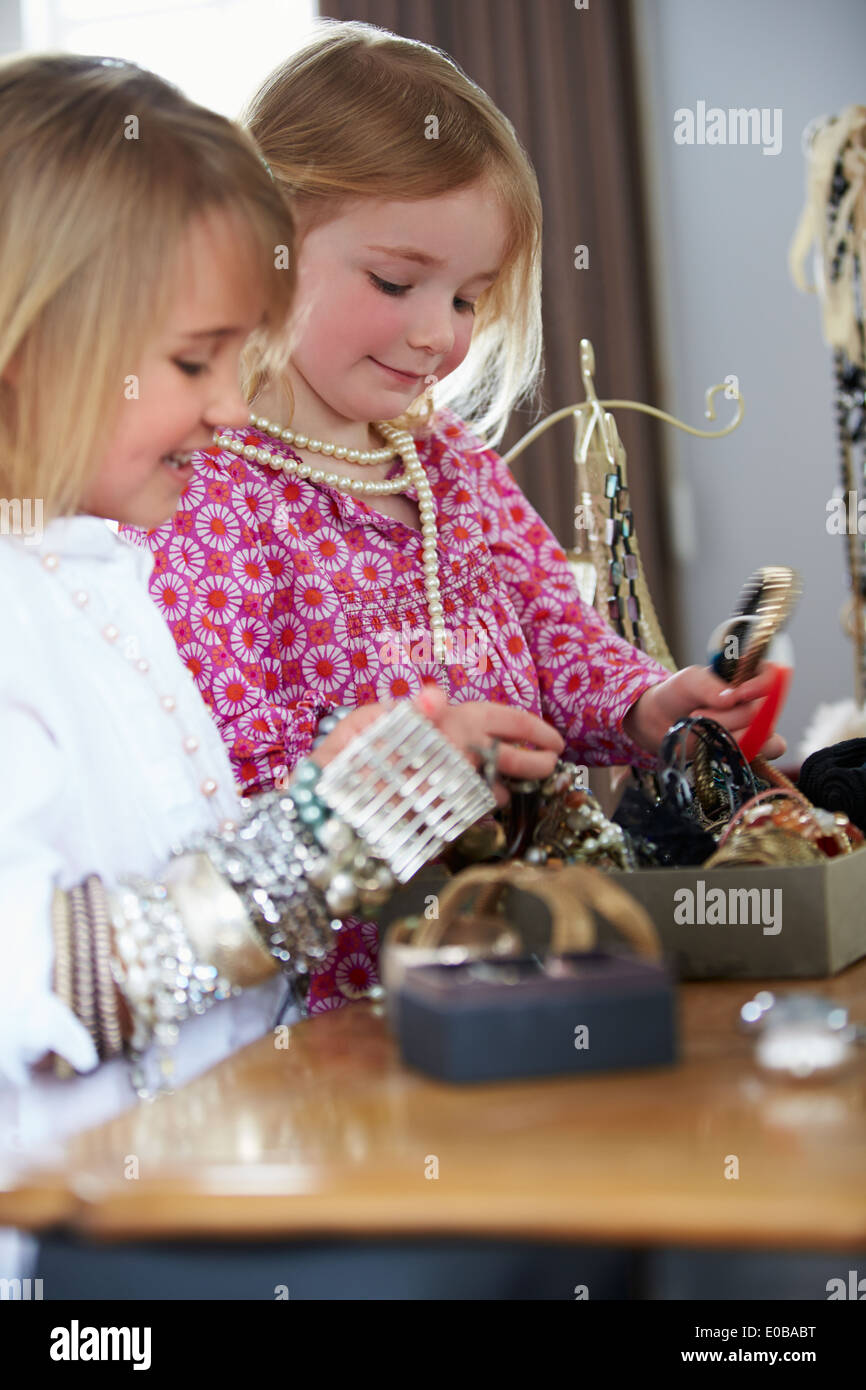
[318,0,678,654]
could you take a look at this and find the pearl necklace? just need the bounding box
[37,550,237,831]
[249,412,397,466]
[214,417,448,665]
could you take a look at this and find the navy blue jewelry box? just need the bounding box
[394,951,677,1084]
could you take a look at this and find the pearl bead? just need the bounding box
[220,819,236,833]
[225,417,450,669]
[243,444,258,460]
[37,559,235,807]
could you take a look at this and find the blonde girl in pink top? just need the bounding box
[124,22,783,1012]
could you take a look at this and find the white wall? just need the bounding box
[633,0,866,756]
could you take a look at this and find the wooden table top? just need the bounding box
[2,961,866,1248]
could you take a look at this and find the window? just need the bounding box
[20,0,318,117]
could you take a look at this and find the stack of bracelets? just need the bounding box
[50,701,496,1097]
[705,786,864,868]
[496,716,866,876]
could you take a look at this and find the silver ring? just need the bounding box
[468,738,501,787]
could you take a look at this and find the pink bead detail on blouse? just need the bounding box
[123,407,670,1013]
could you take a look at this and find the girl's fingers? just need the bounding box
[493,744,561,780]
[692,698,766,732]
[413,683,448,721]
[717,669,778,703]
[482,705,565,752]
[760,733,787,759]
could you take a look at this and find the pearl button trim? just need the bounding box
[39,551,219,804]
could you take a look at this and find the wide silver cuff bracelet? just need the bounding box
[313,700,497,882]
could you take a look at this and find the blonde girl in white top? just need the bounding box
[0,52,562,1278]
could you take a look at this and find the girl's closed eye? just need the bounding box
[173,358,209,376]
[367,272,475,315]
[368,272,407,296]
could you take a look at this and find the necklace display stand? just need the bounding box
[503,337,744,805]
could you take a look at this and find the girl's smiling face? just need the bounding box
[81,209,268,531]
[284,181,510,439]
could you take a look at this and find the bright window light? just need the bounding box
[20,0,319,118]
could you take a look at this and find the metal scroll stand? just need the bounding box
[502,337,745,805]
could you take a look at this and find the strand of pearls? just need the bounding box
[377,420,447,666]
[214,425,413,497]
[38,551,235,828]
[214,417,448,665]
[249,412,397,466]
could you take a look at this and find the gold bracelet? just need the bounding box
[162,852,279,989]
[730,566,801,686]
[50,887,74,1080]
[408,860,661,961]
[68,883,98,1056]
[705,828,825,868]
[84,875,124,1061]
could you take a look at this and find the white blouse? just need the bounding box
[0,515,292,1164]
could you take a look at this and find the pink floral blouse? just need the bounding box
[123,406,669,1012]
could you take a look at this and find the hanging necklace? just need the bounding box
[248,412,398,466]
[36,549,237,831]
[214,417,448,665]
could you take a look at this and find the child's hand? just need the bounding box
[312,687,564,806]
[418,690,564,805]
[623,665,787,761]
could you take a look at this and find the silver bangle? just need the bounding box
[314,701,497,882]
[109,876,229,1098]
[106,702,495,1094]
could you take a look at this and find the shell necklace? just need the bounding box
[214,416,448,666]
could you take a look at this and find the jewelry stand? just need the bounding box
[502,337,744,811]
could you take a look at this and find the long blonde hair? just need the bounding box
[0,53,296,520]
[240,19,544,448]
